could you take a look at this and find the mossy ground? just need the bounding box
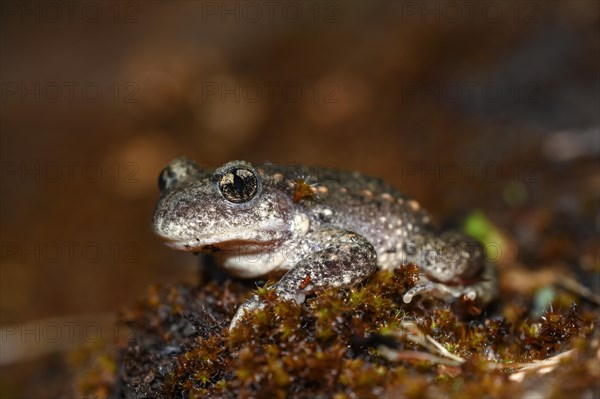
[74,260,599,398]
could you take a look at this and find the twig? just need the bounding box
[379,321,465,366]
[557,278,600,306]
[507,349,574,381]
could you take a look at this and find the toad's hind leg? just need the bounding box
[402,230,498,311]
[403,260,498,312]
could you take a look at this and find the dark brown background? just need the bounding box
[1,1,598,397]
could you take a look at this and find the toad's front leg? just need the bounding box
[229,229,378,330]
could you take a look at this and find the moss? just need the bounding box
[72,259,600,398]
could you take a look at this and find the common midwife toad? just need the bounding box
[152,158,498,328]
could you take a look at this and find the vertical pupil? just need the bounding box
[233,173,245,196]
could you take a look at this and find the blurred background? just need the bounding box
[1,1,598,397]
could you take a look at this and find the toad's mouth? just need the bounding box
[162,238,283,253]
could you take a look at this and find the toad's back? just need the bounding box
[255,162,434,270]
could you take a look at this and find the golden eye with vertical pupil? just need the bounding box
[218,167,258,203]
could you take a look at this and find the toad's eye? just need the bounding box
[218,167,258,203]
[158,157,201,192]
[158,166,176,192]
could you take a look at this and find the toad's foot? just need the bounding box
[403,260,498,309]
[229,294,264,330]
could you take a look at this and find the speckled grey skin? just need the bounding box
[153,158,498,329]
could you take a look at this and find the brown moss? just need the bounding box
[75,265,598,398]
